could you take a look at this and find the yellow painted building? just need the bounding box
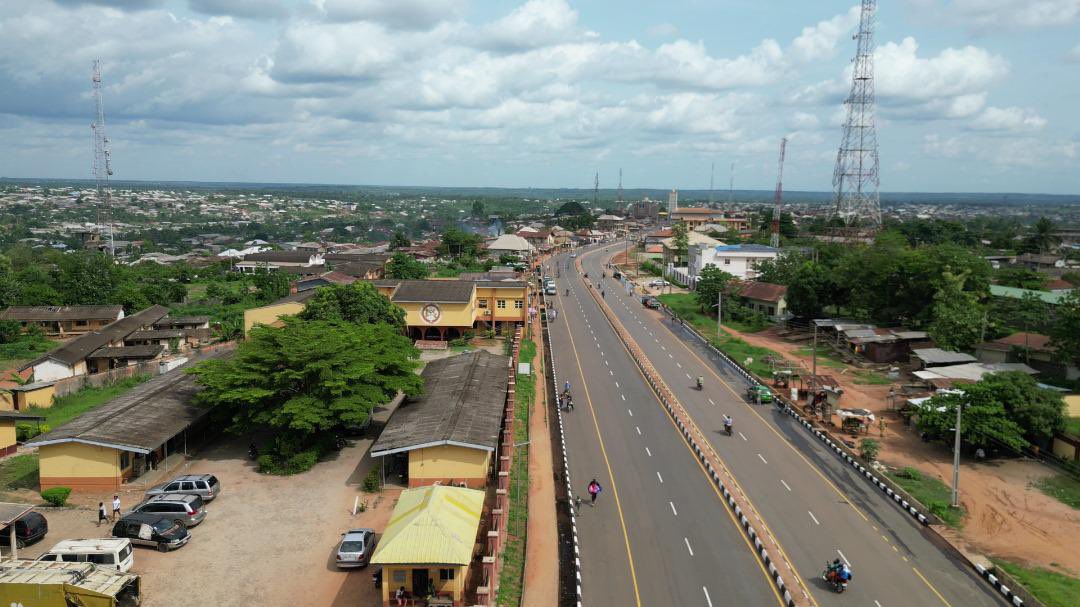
[242,295,312,335]
[7,381,57,410]
[37,442,134,491]
[407,445,492,489]
[370,485,485,607]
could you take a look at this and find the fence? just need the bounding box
[49,341,237,398]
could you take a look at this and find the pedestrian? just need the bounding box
[97,502,108,527]
[111,494,121,522]
[395,586,406,607]
[601,290,605,298]
[587,479,602,505]
[878,418,886,437]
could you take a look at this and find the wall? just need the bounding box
[242,302,306,335]
[408,445,491,488]
[38,442,121,491]
[1064,394,1080,418]
[477,286,528,324]
[400,300,476,329]
[0,420,16,456]
[15,385,56,410]
[1052,435,1080,461]
[33,359,76,383]
[379,565,466,606]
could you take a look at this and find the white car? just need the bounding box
[336,528,376,568]
[648,279,669,287]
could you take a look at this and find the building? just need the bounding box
[0,306,124,338]
[911,348,977,369]
[486,234,535,257]
[85,345,166,374]
[1015,253,1065,271]
[372,350,508,488]
[27,363,216,491]
[596,214,626,233]
[0,559,141,607]
[667,189,678,215]
[514,229,553,252]
[689,243,780,280]
[20,306,170,382]
[975,332,1079,380]
[369,485,485,607]
[242,290,316,335]
[0,410,44,456]
[294,271,357,293]
[989,285,1068,306]
[661,232,722,267]
[235,251,325,273]
[670,207,751,231]
[626,197,661,221]
[737,282,788,320]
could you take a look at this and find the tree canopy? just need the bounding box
[694,265,735,312]
[1050,290,1080,367]
[437,228,484,259]
[555,200,587,216]
[384,252,430,280]
[190,317,422,436]
[299,282,406,330]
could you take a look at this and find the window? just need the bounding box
[723,259,731,265]
[181,482,196,491]
[119,452,130,470]
[440,568,455,581]
[514,300,523,309]
[478,299,488,309]
[392,570,407,583]
[768,307,775,316]
[497,300,507,309]
[165,482,180,491]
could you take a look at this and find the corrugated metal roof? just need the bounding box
[370,486,484,566]
[20,305,169,370]
[911,348,976,366]
[0,305,123,322]
[0,559,138,598]
[989,285,1066,305]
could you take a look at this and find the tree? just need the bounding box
[190,318,422,437]
[918,385,1028,451]
[390,230,411,250]
[0,319,22,344]
[977,372,1064,444]
[385,252,429,280]
[252,270,291,304]
[756,209,798,239]
[437,228,483,259]
[753,251,806,285]
[785,261,830,318]
[555,200,587,216]
[471,200,485,218]
[694,265,735,312]
[299,282,406,330]
[927,281,985,351]
[1021,217,1061,254]
[57,252,118,305]
[994,267,1046,290]
[1050,290,1080,368]
[671,222,689,263]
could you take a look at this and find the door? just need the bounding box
[412,568,429,598]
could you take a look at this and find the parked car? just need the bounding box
[335,528,377,568]
[648,279,669,288]
[112,513,190,552]
[747,384,774,404]
[145,474,221,502]
[129,494,206,528]
[612,270,622,279]
[641,296,661,309]
[36,538,134,572]
[0,511,48,549]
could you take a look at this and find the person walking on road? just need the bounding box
[587,479,602,505]
[111,494,121,522]
[97,502,108,527]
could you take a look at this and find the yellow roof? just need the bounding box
[370,485,485,566]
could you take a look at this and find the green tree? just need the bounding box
[994,267,1046,290]
[1021,217,1061,254]
[299,282,405,330]
[756,209,798,239]
[694,265,735,312]
[555,200,587,216]
[0,319,22,344]
[252,270,290,304]
[1050,290,1080,368]
[785,261,830,318]
[927,282,985,351]
[753,251,806,285]
[390,230,411,250]
[471,200,485,218]
[918,384,1028,451]
[190,318,422,437]
[977,372,1064,444]
[385,252,429,280]
[57,252,118,305]
[671,222,689,263]
[438,228,483,259]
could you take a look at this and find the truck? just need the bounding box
[0,560,141,607]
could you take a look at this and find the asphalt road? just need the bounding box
[576,245,1006,607]
[545,248,781,607]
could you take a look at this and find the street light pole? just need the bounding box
[812,323,818,376]
[951,402,963,508]
[717,289,723,339]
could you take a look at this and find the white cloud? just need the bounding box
[310,0,466,29]
[647,22,679,38]
[475,0,590,51]
[876,38,1009,101]
[949,0,1080,29]
[789,6,861,63]
[187,0,290,19]
[971,106,1047,131]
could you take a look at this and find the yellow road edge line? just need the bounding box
[572,246,799,607]
[558,285,643,607]
[912,566,954,607]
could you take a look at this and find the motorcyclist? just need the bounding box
[696,376,703,390]
[565,288,570,296]
[723,414,734,435]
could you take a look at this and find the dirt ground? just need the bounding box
[11,423,403,607]
[725,325,1080,577]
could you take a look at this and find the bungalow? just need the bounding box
[485,234,535,257]
[0,410,44,456]
[514,229,554,251]
[0,305,124,337]
[975,332,1079,380]
[663,232,722,267]
[671,208,751,231]
[596,214,626,233]
[690,243,780,280]
[738,282,787,320]
[370,485,485,607]
[235,251,325,274]
[371,350,509,488]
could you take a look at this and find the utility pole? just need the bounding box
[771,138,788,249]
[812,323,818,376]
[717,289,723,339]
[708,162,715,205]
[728,162,734,205]
[951,402,963,508]
[593,171,599,211]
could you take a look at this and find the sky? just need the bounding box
[0,0,1077,194]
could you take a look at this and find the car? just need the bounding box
[648,279,669,288]
[145,474,221,501]
[612,270,622,279]
[36,538,135,572]
[0,511,47,549]
[335,528,377,568]
[747,385,774,404]
[641,296,661,309]
[112,513,190,552]
[129,494,206,528]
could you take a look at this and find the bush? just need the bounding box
[448,336,470,348]
[860,438,880,462]
[41,487,71,507]
[896,466,922,481]
[256,454,276,473]
[284,450,319,474]
[16,423,49,442]
[362,466,382,493]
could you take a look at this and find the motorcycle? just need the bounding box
[248,444,259,460]
[724,422,733,436]
[695,377,703,391]
[822,563,850,593]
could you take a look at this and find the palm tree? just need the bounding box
[1025,217,1061,254]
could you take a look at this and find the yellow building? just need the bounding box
[0,411,44,457]
[245,279,530,340]
[370,485,485,607]
[7,381,57,410]
[0,560,141,607]
[372,350,509,488]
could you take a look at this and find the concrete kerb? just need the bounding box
[576,255,804,607]
[540,292,584,607]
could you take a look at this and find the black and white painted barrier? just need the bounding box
[975,563,1027,607]
[541,293,584,607]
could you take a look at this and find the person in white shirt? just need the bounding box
[111,495,121,522]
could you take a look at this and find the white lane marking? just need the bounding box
[837,549,851,566]
[738,432,747,441]
[809,511,820,525]
[668,353,673,358]
[661,345,666,351]
[676,362,682,368]
[604,360,609,366]
[708,398,716,405]
[645,447,652,457]
[686,373,692,380]
[656,470,663,482]
[636,426,642,435]
[757,453,768,464]
[684,537,694,556]
[874,601,882,607]
[670,501,678,516]
[621,394,626,401]
[609,370,614,376]
[780,480,792,492]
[615,381,620,388]
[704,587,714,607]
[627,409,633,416]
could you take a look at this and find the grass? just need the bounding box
[886,466,966,528]
[794,346,846,369]
[1064,417,1080,438]
[29,375,150,429]
[1033,474,1080,510]
[0,334,56,370]
[854,371,893,385]
[497,338,535,606]
[0,454,40,492]
[993,560,1080,607]
[658,293,784,378]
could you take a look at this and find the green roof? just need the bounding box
[989,285,1068,305]
[370,486,484,566]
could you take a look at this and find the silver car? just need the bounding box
[145,474,221,501]
[335,528,376,568]
[130,494,206,528]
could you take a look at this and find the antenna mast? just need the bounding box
[616,168,624,204]
[771,138,787,249]
[593,171,599,210]
[91,60,115,256]
[728,162,734,205]
[708,162,715,205]
[832,0,881,226]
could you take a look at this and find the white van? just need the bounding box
[36,538,134,572]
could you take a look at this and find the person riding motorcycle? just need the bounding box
[565,288,570,296]
[723,414,733,436]
[823,559,851,591]
[696,376,703,390]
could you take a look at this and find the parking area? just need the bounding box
[16,427,402,607]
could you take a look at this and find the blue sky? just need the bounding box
[0,0,1077,194]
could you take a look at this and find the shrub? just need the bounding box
[256,454,277,474]
[860,438,880,462]
[362,466,382,493]
[41,487,71,507]
[16,423,49,443]
[896,466,922,481]
[284,450,319,475]
[449,337,470,348]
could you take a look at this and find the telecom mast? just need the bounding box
[771,138,788,249]
[832,0,881,226]
[728,162,734,204]
[708,162,715,205]
[593,172,599,210]
[91,60,115,256]
[616,168,624,204]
